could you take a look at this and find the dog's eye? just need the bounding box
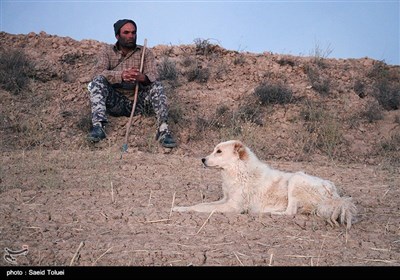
[216,149,222,154]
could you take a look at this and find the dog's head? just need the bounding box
[201,140,249,169]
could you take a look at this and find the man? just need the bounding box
[87,19,177,148]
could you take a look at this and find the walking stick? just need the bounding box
[121,38,147,158]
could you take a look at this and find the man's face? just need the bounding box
[116,22,137,49]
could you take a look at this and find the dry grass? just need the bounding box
[70,241,84,266]
[0,48,34,95]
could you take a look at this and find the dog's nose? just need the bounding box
[201,158,206,164]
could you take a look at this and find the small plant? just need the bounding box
[368,60,389,81]
[167,101,184,125]
[300,101,323,122]
[196,67,210,83]
[60,52,81,65]
[305,65,331,96]
[353,79,366,98]
[362,103,384,123]
[215,105,230,119]
[300,101,343,158]
[395,114,400,124]
[186,64,199,82]
[300,101,325,133]
[208,105,232,129]
[236,101,263,125]
[316,118,343,158]
[233,53,246,65]
[158,57,178,81]
[276,57,295,67]
[374,82,400,111]
[380,132,400,152]
[214,63,229,80]
[368,60,400,111]
[186,63,210,83]
[181,55,196,68]
[9,115,47,149]
[253,82,293,105]
[310,42,333,67]
[378,132,400,168]
[192,117,209,141]
[160,45,174,57]
[193,38,216,56]
[0,48,34,94]
[77,114,92,132]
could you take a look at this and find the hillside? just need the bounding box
[0,31,399,267]
[1,31,400,162]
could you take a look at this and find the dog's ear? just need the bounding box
[234,141,248,161]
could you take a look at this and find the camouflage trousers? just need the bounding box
[87,75,169,126]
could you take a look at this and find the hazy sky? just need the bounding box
[1,0,399,65]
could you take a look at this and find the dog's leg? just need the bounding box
[173,198,237,213]
[281,175,302,215]
[284,198,298,215]
[261,209,287,215]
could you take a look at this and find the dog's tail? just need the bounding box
[315,197,357,229]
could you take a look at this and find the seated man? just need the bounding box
[87,19,176,148]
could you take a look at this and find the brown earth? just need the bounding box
[0,31,399,267]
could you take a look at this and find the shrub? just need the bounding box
[395,114,400,124]
[310,42,333,68]
[368,60,400,111]
[186,63,210,83]
[181,55,196,68]
[0,48,34,94]
[380,133,400,152]
[214,63,229,80]
[253,82,293,105]
[158,57,178,81]
[276,57,295,67]
[236,101,263,125]
[305,65,331,96]
[233,53,246,65]
[374,82,400,111]
[362,103,384,123]
[194,38,212,56]
[316,118,343,158]
[300,101,343,158]
[353,79,366,98]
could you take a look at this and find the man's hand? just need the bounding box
[122,68,146,82]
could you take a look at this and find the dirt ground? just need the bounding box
[1,146,399,267]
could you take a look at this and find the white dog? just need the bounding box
[173,140,357,229]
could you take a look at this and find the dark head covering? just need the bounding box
[113,19,137,36]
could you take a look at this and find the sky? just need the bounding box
[1,0,399,65]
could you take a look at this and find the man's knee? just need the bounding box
[88,75,109,92]
[147,81,166,99]
[150,81,163,90]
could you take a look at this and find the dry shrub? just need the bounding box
[368,60,400,111]
[158,57,178,81]
[186,63,210,83]
[378,132,400,170]
[374,81,400,111]
[194,38,213,56]
[233,53,246,65]
[7,115,47,149]
[0,48,34,94]
[362,102,384,123]
[305,64,331,96]
[253,82,293,105]
[300,101,343,159]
